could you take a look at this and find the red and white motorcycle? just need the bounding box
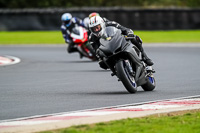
[69,25,97,61]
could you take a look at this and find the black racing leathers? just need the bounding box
[89,18,133,52]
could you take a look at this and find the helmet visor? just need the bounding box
[91,24,102,33]
[64,20,70,25]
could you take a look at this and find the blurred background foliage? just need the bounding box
[0,0,200,8]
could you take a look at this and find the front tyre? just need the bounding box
[115,60,137,93]
[141,75,156,91]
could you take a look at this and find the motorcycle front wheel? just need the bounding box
[141,75,156,91]
[115,60,137,93]
[81,44,98,61]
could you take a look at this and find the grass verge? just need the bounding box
[0,30,200,45]
[135,30,200,43]
[40,110,200,133]
[0,31,64,44]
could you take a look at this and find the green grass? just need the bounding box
[0,31,64,44]
[0,30,200,45]
[40,111,200,133]
[134,30,200,43]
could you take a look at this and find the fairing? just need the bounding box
[99,27,127,56]
[70,26,88,44]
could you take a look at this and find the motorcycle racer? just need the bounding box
[88,15,154,69]
[61,13,86,54]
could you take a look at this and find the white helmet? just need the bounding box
[89,16,105,37]
[83,17,90,29]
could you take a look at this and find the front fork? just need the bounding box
[124,60,135,77]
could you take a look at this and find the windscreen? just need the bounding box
[101,26,118,40]
[72,26,80,35]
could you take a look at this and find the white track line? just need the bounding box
[0,56,21,66]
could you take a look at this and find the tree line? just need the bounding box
[0,0,200,8]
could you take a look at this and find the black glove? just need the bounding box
[136,35,143,44]
[126,30,134,37]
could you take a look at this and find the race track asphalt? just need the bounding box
[0,44,200,121]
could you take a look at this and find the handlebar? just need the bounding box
[125,36,135,40]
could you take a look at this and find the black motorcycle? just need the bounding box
[97,26,156,93]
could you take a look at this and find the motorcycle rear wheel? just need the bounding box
[115,60,137,93]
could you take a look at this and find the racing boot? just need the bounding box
[79,52,84,59]
[131,35,154,66]
[67,42,78,53]
[141,50,154,66]
[67,47,78,53]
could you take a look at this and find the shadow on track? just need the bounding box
[65,60,97,63]
[85,90,155,95]
[77,69,109,72]
[65,90,155,96]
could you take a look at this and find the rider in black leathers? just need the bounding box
[88,15,154,69]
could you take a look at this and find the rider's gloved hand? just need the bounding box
[136,35,143,44]
[126,29,134,37]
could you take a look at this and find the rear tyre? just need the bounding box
[115,60,137,93]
